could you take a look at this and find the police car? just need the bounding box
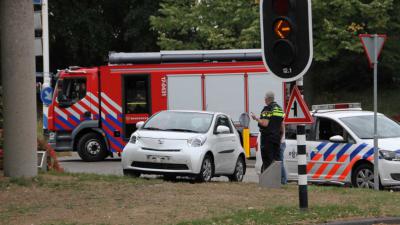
[256,103,400,188]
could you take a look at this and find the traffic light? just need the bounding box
[260,0,313,81]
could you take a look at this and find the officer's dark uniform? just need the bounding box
[259,102,284,172]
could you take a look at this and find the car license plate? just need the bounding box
[147,155,170,163]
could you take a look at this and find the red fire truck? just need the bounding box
[48,50,286,161]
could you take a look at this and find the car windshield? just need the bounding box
[142,111,214,133]
[340,115,400,139]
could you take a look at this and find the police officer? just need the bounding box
[251,91,284,172]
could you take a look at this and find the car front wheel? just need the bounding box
[229,156,246,182]
[352,163,382,189]
[196,154,214,182]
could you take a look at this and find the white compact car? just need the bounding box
[256,103,400,188]
[122,110,246,182]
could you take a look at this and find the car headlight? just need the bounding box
[187,135,207,147]
[129,134,139,144]
[379,150,400,161]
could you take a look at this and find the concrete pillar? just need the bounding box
[1,0,38,177]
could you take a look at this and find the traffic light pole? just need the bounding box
[1,0,38,178]
[296,79,308,209]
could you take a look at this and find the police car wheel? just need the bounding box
[352,163,379,189]
[77,133,108,162]
[229,156,246,182]
[196,154,214,182]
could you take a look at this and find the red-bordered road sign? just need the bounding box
[359,34,387,69]
[284,86,313,124]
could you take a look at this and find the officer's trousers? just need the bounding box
[260,136,280,172]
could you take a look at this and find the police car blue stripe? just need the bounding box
[317,142,328,151]
[324,143,339,160]
[336,143,353,160]
[56,116,75,129]
[362,148,374,159]
[350,143,368,161]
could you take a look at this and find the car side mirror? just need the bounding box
[329,135,345,143]
[136,121,145,129]
[216,125,230,134]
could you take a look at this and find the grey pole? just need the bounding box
[1,0,38,177]
[373,34,379,190]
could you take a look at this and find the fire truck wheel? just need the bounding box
[228,155,246,182]
[351,163,382,189]
[196,154,214,182]
[77,133,108,162]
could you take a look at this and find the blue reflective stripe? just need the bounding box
[350,143,368,160]
[56,116,75,129]
[102,119,124,150]
[69,115,80,125]
[324,143,339,160]
[336,143,352,160]
[362,148,374,159]
[55,123,64,131]
[106,115,122,128]
[317,142,328,152]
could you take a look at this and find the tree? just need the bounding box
[48,0,160,71]
[151,0,400,91]
[150,0,260,50]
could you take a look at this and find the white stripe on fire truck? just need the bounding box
[73,102,86,113]
[87,92,99,104]
[55,107,68,120]
[101,103,117,119]
[81,98,99,113]
[65,107,80,120]
[101,93,122,113]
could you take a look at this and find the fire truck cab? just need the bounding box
[48,50,286,161]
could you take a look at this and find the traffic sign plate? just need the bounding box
[40,86,53,106]
[284,86,313,124]
[359,34,386,69]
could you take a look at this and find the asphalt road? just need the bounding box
[59,153,260,183]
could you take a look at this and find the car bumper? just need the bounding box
[121,143,206,175]
[380,159,400,186]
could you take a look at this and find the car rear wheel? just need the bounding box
[352,163,382,189]
[196,154,214,182]
[77,132,108,162]
[229,156,246,182]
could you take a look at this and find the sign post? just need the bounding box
[284,84,313,209]
[359,34,386,191]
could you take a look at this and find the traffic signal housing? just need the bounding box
[261,0,313,81]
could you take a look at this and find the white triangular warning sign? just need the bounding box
[284,86,313,124]
[359,34,386,69]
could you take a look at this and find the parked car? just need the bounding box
[256,103,400,189]
[122,110,246,182]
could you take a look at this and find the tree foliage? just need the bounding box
[48,0,160,71]
[151,0,400,90]
[150,0,260,50]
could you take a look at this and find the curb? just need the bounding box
[320,217,400,225]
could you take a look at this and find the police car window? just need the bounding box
[317,118,346,141]
[341,115,400,139]
[214,116,233,133]
[286,124,313,140]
